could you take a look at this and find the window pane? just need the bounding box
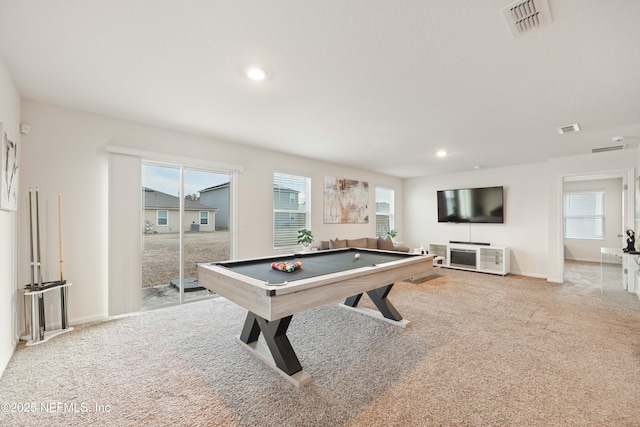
[274,172,310,248]
[375,187,394,237]
[157,210,168,226]
[142,163,232,311]
[564,192,605,239]
[199,211,208,225]
[565,217,604,239]
[143,165,181,309]
[376,214,390,237]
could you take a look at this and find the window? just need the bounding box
[157,210,168,226]
[200,211,209,225]
[375,187,394,237]
[564,191,605,239]
[274,172,311,248]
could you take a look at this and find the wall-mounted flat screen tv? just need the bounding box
[437,186,504,223]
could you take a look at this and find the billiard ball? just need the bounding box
[354,253,360,259]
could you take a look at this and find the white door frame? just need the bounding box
[106,144,242,315]
[557,168,634,283]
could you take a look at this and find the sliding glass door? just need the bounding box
[142,163,231,310]
[142,165,180,309]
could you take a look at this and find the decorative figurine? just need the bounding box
[625,229,635,252]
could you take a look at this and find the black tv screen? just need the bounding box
[437,186,504,223]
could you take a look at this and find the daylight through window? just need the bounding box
[274,172,311,248]
[375,187,395,237]
[564,191,605,239]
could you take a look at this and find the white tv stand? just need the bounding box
[429,242,510,276]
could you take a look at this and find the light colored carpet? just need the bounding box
[1,268,639,426]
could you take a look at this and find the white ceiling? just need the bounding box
[1,0,639,178]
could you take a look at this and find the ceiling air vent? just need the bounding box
[592,145,625,154]
[502,0,552,37]
[557,123,580,134]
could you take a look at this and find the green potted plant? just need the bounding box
[388,229,397,240]
[297,229,314,250]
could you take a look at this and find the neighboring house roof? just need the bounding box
[200,182,299,194]
[200,182,230,193]
[143,187,217,210]
[273,184,299,194]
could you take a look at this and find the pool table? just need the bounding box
[198,247,434,386]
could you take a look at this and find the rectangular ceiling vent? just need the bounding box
[557,123,580,134]
[503,0,552,37]
[592,145,625,154]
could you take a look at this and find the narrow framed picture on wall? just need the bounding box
[1,123,19,211]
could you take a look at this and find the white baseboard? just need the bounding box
[564,257,601,263]
[73,313,109,325]
[503,270,548,280]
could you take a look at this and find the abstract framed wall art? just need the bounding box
[1,123,19,211]
[323,176,369,223]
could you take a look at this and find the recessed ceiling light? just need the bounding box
[246,66,268,82]
[436,150,447,158]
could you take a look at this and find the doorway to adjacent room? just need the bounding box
[561,170,639,309]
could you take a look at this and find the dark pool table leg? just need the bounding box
[343,284,402,321]
[239,312,303,376]
[343,293,363,307]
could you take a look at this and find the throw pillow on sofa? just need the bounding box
[329,238,347,249]
[377,236,395,251]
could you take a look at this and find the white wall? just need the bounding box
[18,100,404,327]
[406,151,637,280]
[404,162,550,277]
[563,178,622,262]
[0,57,21,376]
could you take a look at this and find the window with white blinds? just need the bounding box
[375,187,394,237]
[273,172,311,248]
[564,191,605,239]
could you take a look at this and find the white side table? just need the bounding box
[433,256,446,274]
